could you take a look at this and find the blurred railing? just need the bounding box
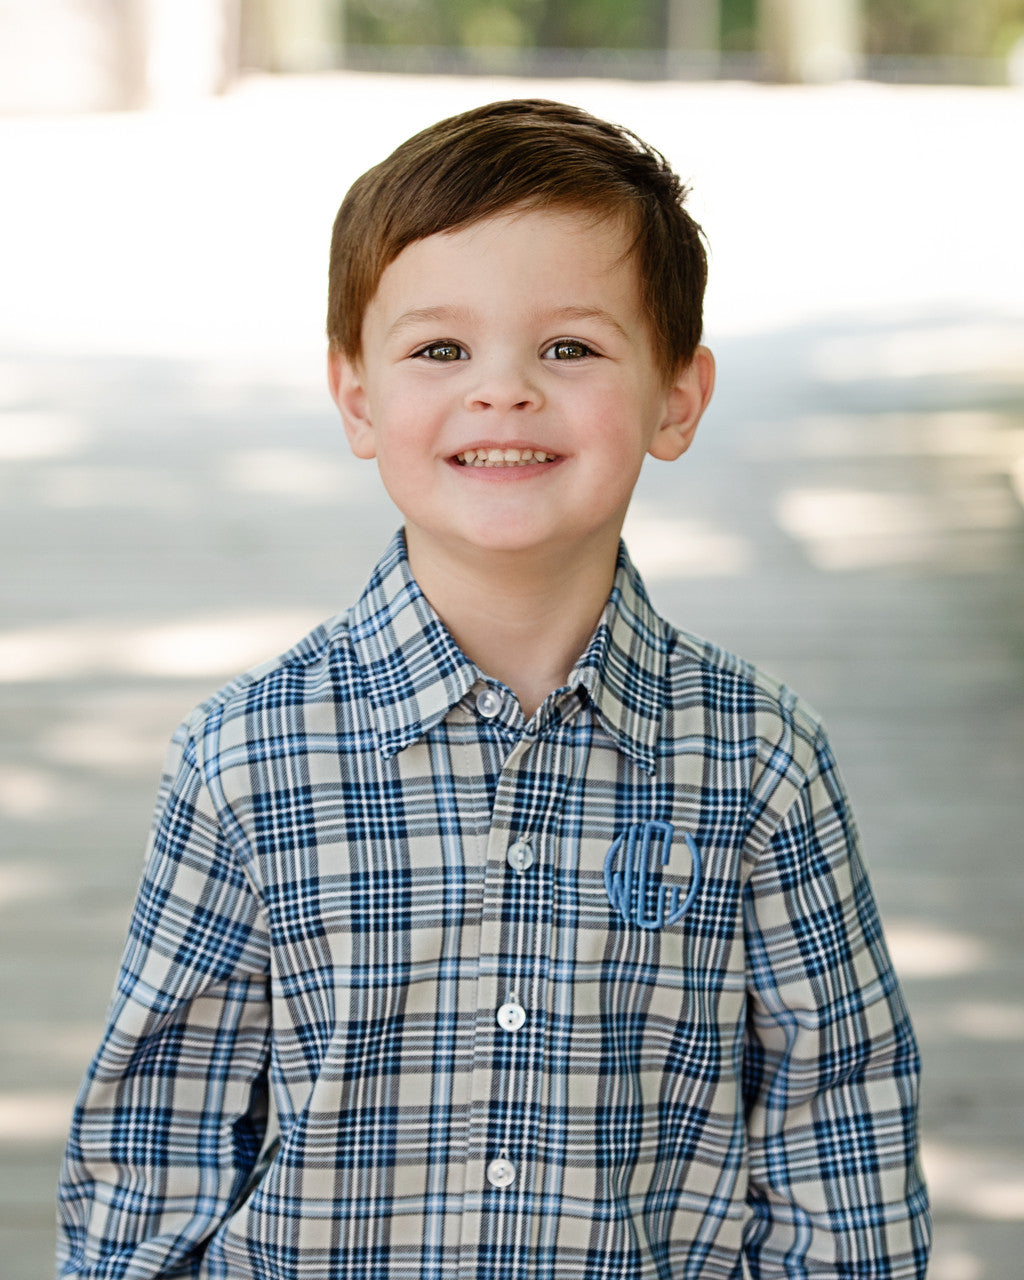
[333,44,1011,85]
[0,0,1019,115]
[338,45,737,80]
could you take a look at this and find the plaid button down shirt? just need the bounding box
[58,532,929,1278]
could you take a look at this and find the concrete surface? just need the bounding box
[0,72,1022,1278]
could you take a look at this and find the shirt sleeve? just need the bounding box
[57,720,273,1278]
[741,726,931,1277]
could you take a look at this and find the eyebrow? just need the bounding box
[549,306,630,339]
[386,307,462,339]
[386,304,631,341]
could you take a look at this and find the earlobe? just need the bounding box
[327,348,377,460]
[649,345,716,462]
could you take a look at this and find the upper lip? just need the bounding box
[452,440,559,455]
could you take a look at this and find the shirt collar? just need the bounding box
[349,532,667,770]
[348,531,479,758]
[569,542,667,774]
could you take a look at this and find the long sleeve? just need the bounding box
[742,728,931,1276]
[57,722,273,1278]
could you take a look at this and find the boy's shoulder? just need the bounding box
[607,544,827,759]
[174,608,359,746]
[666,621,824,737]
[173,533,470,755]
[654,621,829,799]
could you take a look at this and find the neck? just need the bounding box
[405,531,619,719]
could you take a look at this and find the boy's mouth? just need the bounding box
[454,447,557,468]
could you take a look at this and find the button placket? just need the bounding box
[465,731,548,1245]
[467,753,522,1211]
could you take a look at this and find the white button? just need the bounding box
[506,839,534,873]
[486,1155,516,1188]
[497,1001,527,1032]
[475,688,503,719]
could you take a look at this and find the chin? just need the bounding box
[455,521,558,557]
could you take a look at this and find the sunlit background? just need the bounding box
[1,3,1022,1278]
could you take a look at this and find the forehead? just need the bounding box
[366,206,642,323]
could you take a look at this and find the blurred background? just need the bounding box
[3,0,1024,111]
[1,3,1022,1279]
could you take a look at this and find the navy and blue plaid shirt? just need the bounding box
[58,532,929,1278]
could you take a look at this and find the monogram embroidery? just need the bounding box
[603,821,702,929]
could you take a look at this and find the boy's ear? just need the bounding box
[327,348,377,460]
[648,345,716,462]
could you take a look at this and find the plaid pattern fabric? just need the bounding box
[58,532,930,1278]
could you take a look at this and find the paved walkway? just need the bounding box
[1,74,1022,1279]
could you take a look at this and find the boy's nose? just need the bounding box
[464,359,543,413]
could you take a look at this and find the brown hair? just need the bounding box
[327,99,707,379]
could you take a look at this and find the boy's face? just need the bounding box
[329,206,713,573]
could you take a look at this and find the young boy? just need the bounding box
[57,99,930,1277]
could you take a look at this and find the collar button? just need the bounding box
[475,688,503,719]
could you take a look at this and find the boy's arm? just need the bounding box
[742,727,931,1277]
[57,721,272,1278]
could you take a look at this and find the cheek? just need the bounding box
[377,377,451,424]
[566,379,622,422]
[573,382,655,446]
[370,397,448,476]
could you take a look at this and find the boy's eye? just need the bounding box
[544,339,596,361]
[414,341,467,362]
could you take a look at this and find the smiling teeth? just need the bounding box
[456,448,556,467]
